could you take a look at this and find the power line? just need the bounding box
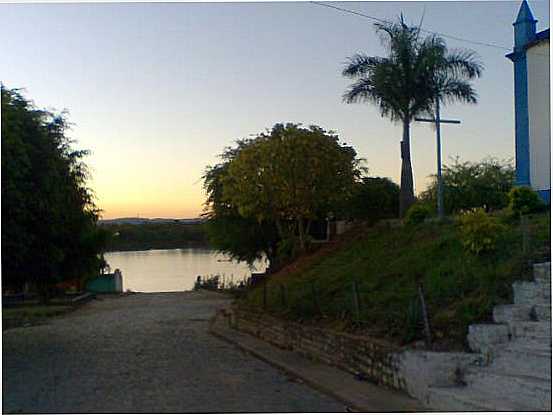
[310,1,547,54]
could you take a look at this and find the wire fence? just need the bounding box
[199,213,550,345]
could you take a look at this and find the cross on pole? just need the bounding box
[415,100,461,219]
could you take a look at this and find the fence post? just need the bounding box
[279,284,286,307]
[352,280,361,323]
[418,282,432,348]
[310,281,321,315]
[521,215,530,255]
[263,278,267,310]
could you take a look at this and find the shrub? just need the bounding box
[405,203,433,226]
[457,209,507,255]
[420,157,515,214]
[341,177,400,223]
[508,186,545,216]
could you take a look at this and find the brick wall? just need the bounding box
[229,307,407,391]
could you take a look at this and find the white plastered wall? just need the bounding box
[527,40,551,191]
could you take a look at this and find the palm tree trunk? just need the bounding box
[399,118,415,217]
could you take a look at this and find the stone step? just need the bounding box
[493,304,532,323]
[502,338,552,356]
[533,303,552,321]
[534,262,551,283]
[508,321,552,341]
[513,280,551,305]
[493,303,551,323]
[427,385,535,411]
[466,324,509,354]
[491,348,552,380]
[464,370,551,411]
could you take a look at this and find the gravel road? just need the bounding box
[3,291,345,413]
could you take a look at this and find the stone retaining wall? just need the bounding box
[227,307,407,391]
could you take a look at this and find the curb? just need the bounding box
[208,311,425,413]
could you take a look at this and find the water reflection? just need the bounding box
[104,248,267,293]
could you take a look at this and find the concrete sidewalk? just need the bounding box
[209,312,427,413]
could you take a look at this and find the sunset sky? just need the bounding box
[1,1,549,219]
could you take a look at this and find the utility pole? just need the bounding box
[415,100,460,219]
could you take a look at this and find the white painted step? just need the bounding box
[494,303,551,323]
[491,349,552,380]
[533,303,552,321]
[464,370,551,411]
[493,304,532,323]
[508,321,552,342]
[467,324,509,353]
[427,385,536,411]
[513,280,551,305]
[534,262,551,283]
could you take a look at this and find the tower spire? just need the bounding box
[514,0,537,49]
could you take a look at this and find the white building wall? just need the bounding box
[527,40,550,191]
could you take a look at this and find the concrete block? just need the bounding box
[398,350,482,403]
[427,385,527,411]
[513,281,550,305]
[533,303,551,321]
[534,262,551,282]
[493,304,532,323]
[508,321,552,341]
[491,347,552,380]
[467,324,509,354]
[464,369,551,411]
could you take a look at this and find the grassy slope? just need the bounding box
[241,212,550,350]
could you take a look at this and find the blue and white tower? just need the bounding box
[507,1,551,203]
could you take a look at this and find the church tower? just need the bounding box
[506,1,550,203]
[507,0,537,187]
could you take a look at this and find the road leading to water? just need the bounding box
[3,291,344,413]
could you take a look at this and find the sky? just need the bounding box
[1,0,549,219]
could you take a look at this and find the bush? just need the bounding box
[457,209,507,255]
[420,157,515,214]
[341,177,400,223]
[405,203,433,225]
[508,187,545,216]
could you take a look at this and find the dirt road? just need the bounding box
[3,291,344,413]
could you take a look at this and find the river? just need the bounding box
[104,248,267,292]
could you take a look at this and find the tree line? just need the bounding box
[2,86,108,300]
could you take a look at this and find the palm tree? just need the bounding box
[342,17,483,217]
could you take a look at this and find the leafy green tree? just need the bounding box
[342,16,482,217]
[508,186,546,216]
[222,123,362,251]
[420,157,515,214]
[1,86,107,300]
[203,142,280,270]
[340,177,400,224]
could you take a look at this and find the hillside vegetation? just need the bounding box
[240,212,550,350]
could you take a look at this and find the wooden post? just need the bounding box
[352,280,361,323]
[310,281,321,315]
[521,215,530,255]
[263,279,267,310]
[279,284,286,307]
[418,283,432,348]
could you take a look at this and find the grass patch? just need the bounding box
[3,305,73,330]
[239,212,550,350]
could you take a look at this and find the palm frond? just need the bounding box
[440,79,478,105]
[342,54,387,78]
[444,49,484,79]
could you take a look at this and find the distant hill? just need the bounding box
[99,218,209,251]
[99,217,204,225]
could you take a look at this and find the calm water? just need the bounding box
[104,248,266,293]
